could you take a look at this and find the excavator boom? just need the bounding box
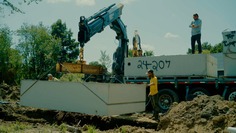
[57,3,128,82]
[78,3,124,46]
[78,3,128,80]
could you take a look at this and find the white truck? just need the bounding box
[124,30,236,112]
[20,3,236,115]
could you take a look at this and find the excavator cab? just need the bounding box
[132,30,142,57]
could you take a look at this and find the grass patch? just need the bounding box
[120,126,127,133]
[0,121,32,133]
[59,123,68,133]
[87,125,97,133]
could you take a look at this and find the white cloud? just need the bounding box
[120,0,137,4]
[75,0,95,6]
[47,0,71,3]
[164,32,179,39]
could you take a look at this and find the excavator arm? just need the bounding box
[78,3,128,78]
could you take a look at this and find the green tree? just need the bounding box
[202,42,212,50]
[144,50,154,56]
[8,48,23,83]
[0,26,22,84]
[51,19,79,63]
[0,26,12,83]
[128,49,133,57]
[89,61,106,72]
[128,49,154,57]
[187,42,223,54]
[0,0,42,15]
[17,23,61,79]
[99,50,111,71]
[89,61,103,67]
[210,43,223,53]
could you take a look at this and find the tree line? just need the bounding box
[187,42,223,54]
[0,20,78,84]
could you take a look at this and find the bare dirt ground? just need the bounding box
[1,83,236,133]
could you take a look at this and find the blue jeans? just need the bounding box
[150,93,160,118]
[191,34,202,54]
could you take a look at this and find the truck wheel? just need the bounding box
[188,87,210,97]
[225,87,236,101]
[158,89,179,112]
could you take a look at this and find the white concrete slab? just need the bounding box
[224,54,236,77]
[125,54,217,77]
[20,80,146,116]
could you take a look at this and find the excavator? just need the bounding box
[56,3,142,82]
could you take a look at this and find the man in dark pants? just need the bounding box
[146,69,160,120]
[189,13,202,54]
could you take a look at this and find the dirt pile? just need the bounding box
[0,83,20,121]
[158,95,236,133]
[0,83,19,101]
[0,83,57,124]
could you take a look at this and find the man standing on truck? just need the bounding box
[146,69,160,120]
[189,13,202,54]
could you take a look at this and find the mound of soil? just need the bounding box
[0,83,19,101]
[158,95,236,133]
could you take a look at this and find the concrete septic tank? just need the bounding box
[223,54,236,77]
[125,54,217,78]
[20,80,146,116]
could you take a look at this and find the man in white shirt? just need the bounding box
[189,13,202,54]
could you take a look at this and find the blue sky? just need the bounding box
[1,0,236,64]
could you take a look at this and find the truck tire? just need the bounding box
[158,89,179,112]
[225,87,236,101]
[188,87,210,98]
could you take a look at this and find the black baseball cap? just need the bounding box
[147,69,153,74]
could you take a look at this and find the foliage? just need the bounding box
[0,0,42,15]
[187,42,223,54]
[89,61,104,68]
[210,43,223,53]
[0,26,11,82]
[120,127,127,133]
[17,23,61,79]
[0,121,32,132]
[88,61,108,76]
[59,73,84,82]
[128,49,154,57]
[87,125,97,133]
[0,26,22,84]
[143,50,154,56]
[128,49,133,57]
[99,50,111,71]
[51,19,79,63]
[59,123,67,133]
[8,48,23,83]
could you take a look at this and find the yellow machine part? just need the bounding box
[56,63,104,75]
